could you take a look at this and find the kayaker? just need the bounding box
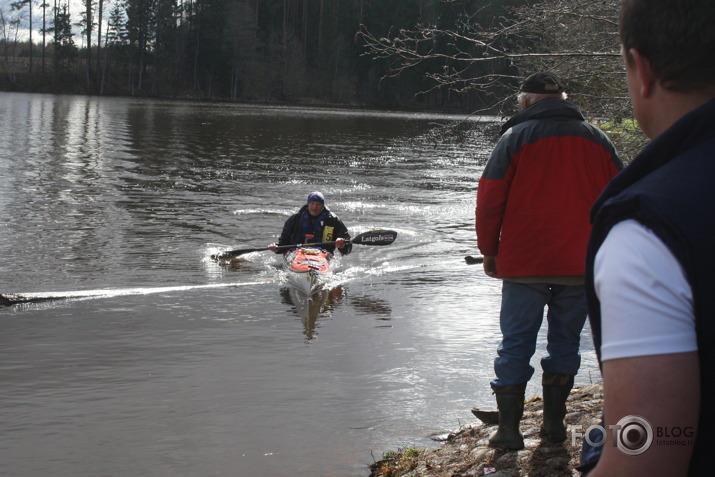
[268,191,352,255]
[580,0,715,475]
[474,72,622,450]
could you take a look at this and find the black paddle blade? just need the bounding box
[211,247,267,260]
[352,230,397,246]
[464,255,484,265]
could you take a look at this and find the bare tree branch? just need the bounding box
[359,0,645,161]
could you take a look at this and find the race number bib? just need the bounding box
[322,226,334,242]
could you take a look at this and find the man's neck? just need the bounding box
[647,87,715,139]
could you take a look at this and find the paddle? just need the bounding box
[465,255,484,265]
[211,229,398,260]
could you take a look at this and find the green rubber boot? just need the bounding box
[541,372,574,443]
[488,383,527,450]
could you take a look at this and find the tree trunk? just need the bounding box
[52,0,57,79]
[100,21,108,95]
[303,0,307,60]
[332,0,339,99]
[282,0,287,98]
[41,2,46,75]
[96,0,103,87]
[85,0,92,89]
[318,0,323,66]
[28,0,33,75]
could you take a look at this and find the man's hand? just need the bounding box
[268,243,278,252]
[335,238,346,249]
[483,255,498,278]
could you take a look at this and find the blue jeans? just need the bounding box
[490,281,587,388]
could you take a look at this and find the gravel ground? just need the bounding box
[369,383,604,477]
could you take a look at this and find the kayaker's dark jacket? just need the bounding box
[582,98,715,474]
[476,98,621,278]
[277,204,352,255]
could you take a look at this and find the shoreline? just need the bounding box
[369,382,603,477]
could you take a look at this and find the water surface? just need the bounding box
[0,92,599,477]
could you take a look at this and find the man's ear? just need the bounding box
[629,48,656,98]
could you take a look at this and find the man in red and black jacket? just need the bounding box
[475,72,622,450]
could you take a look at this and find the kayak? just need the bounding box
[283,247,333,296]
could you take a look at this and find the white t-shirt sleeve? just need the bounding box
[594,219,696,361]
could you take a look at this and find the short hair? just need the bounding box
[620,0,715,92]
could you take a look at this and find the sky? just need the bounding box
[2,0,108,45]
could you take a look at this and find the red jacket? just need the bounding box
[476,98,622,278]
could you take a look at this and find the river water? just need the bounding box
[0,92,599,477]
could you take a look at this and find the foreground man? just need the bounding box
[581,0,715,475]
[476,72,621,450]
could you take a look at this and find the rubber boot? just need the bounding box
[541,372,574,443]
[488,383,527,450]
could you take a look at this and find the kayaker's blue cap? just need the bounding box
[307,191,325,204]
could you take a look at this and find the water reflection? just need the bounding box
[281,286,345,341]
[280,285,394,341]
[349,293,393,316]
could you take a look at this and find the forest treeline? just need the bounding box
[2,0,538,111]
[1,0,644,160]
